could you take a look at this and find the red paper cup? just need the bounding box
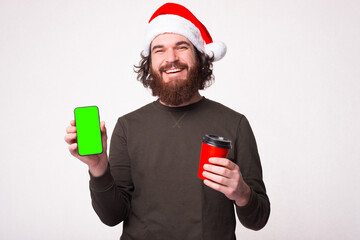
[198,134,232,180]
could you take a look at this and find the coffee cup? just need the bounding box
[198,134,232,180]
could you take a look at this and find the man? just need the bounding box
[65,3,270,239]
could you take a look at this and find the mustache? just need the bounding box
[159,62,188,73]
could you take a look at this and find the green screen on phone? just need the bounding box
[74,106,103,156]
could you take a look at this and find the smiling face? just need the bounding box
[147,33,204,106]
[150,33,198,84]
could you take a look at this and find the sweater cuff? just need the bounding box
[235,188,259,217]
[89,165,115,192]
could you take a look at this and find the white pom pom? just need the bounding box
[205,41,227,61]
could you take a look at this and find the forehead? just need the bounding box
[151,33,193,47]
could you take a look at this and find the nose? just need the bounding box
[164,48,178,63]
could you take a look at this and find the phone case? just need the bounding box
[74,106,103,156]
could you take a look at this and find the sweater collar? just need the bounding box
[152,96,207,112]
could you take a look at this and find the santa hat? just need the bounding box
[143,3,226,62]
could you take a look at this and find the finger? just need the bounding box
[204,179,239,202]
[66,125,77,134]
[68,143,78,156]
[203,164,231,178]
[64,133,77,144]
[202,171,229,186]
[70,120,75,126]
[203,179,228,194]
[209,157,237,170]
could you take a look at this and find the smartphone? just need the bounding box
[74,106,103,156]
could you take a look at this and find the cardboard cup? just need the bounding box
[198,134,232,180]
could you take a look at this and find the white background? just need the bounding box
[1,0,359,239]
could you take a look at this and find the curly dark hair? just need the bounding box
[134,48,215,90]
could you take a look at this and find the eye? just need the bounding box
[152,47,164,54]
[178,45,188,50]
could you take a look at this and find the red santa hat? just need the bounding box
[143,3,227,62]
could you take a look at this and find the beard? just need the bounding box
[149,61,202,106]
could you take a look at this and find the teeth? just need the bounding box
[165,68,181,74]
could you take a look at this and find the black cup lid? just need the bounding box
[202,134,232,149]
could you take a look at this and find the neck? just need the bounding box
[159,92,202,107]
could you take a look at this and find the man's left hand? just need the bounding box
[202,157,251,207]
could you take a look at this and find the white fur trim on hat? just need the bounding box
[143,15,205,57]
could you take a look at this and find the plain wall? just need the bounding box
[1,0,359,239]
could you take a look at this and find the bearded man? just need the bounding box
[65,3,270,239]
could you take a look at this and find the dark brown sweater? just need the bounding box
[89,97,270,239]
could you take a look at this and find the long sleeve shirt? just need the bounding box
[89,97,270,240]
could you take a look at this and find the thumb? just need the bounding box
[100,121,107,140]
[100,121,106,132]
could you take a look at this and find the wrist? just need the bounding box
[235,184,251,207]
[89,157,108,177]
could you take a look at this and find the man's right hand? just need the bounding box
[64,120,109,177]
